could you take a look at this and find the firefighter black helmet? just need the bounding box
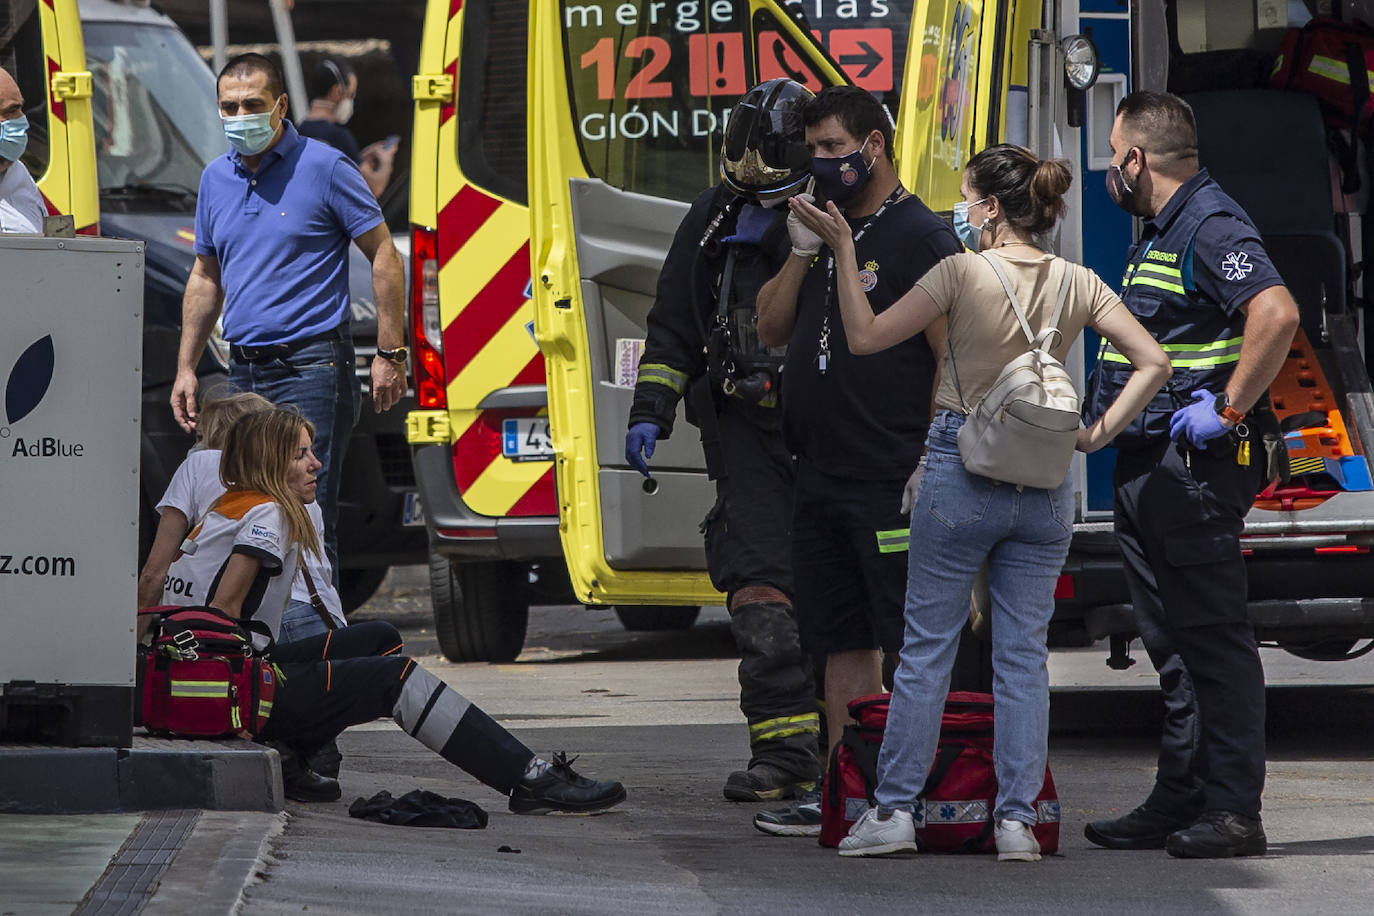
[720,78,815,204]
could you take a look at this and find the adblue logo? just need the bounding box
[5,335,54,425]
[3,335,85,458]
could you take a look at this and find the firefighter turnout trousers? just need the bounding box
[702,403,821,780]
[261,621,534,794]
[1113,436,1267,820]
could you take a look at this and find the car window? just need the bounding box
[84,20,223,194]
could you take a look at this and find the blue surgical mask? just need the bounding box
[0,114,29,162]
[811,142,875,206]
[952,198,988,251]
[222,107,279,156]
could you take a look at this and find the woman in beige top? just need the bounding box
[791,144,1170,861]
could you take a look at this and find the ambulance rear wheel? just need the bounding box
[614,605,701,631]
[430,556,529,663]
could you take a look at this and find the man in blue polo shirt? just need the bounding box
[171,53,406,578]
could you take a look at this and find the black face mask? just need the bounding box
[811,135,877,206]
[1105,149,1150,218]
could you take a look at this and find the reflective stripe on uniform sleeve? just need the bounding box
[635,362,690,395]
[1101,335,1244,368]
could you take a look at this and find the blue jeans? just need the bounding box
[229,336,360,581]
[278,599,334,644]
[874,411,1073,825]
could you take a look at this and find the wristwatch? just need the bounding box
[376,346,408,364]
[1214,392,1245,426]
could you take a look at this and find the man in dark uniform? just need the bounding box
[626,79,823,811]
[755,85,961,832]
[1083,91,1299,859]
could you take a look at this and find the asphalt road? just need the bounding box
[234,567,1374,915]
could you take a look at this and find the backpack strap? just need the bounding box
[980,251,1073,351]
[946,254,1073,414]
[979,250,1036,344]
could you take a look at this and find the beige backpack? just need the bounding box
[946,253,1081,489]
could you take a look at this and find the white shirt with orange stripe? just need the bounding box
[161,488,300,638]
[158,449,344,627]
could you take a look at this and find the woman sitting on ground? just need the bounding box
[790,144,1169,861]
[141,407,626,813]
[137,391,344,642]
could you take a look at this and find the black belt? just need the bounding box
[229,326,349,363]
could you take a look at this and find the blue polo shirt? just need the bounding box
[194,120,383,346]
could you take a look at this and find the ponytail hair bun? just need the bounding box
[965,145,1073,236]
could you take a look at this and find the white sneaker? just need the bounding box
[995,818,1042,862]
[837,808,918,857]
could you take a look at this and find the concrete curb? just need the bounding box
[0,737,284,813]
[142,810,288,916]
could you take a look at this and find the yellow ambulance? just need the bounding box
[410,0,1374,667]
[2,0,99,231]
[406,0,1039,662]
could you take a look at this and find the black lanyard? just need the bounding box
[817,186,906,374]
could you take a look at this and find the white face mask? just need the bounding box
[334,96,353,125]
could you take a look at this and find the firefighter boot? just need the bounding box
[723,595,822,801]
[265,740,342,803]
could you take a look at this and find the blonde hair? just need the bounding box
[197,391,274,450]
[220,408,321,558]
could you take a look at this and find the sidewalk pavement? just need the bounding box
[0,735,284,915]
[0,809,284,915]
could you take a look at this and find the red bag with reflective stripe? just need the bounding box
[1270,18,1374,128]
[819,692,1060,854]
[136,606,277,738]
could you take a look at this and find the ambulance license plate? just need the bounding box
[502,417,554,461]
[402,491,425,527]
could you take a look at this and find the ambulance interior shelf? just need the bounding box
[1255,326,1372,512]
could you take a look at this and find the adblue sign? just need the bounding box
[0,236,144,705]
[4,335,87,458]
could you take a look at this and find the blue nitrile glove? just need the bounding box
[720,203,775,246]
[1169,389,1231,447]
[625,422,660,477]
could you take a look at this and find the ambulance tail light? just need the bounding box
[410,225,446,409]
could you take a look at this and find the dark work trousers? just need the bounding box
[260,621,533,794]
[791,460,910,658]
[702,403,820,780]
[1114,436,1266,820]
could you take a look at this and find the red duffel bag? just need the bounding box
[1270,17,1374,128]
[819,691,1060,854]
[137,606,277,738]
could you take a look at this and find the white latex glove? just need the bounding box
[900,456,927,515]
[787,192,823,258]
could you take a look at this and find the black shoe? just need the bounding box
[508,752,627,815]
[1166,810,1267,859]
[723,762,816,802]
[267,740,342,803]
[1084,805,1192,850]
[307,739,343,779]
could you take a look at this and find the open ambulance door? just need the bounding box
[528,1,846,606]
[895,0,1041,212]
[2,0,98,230]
